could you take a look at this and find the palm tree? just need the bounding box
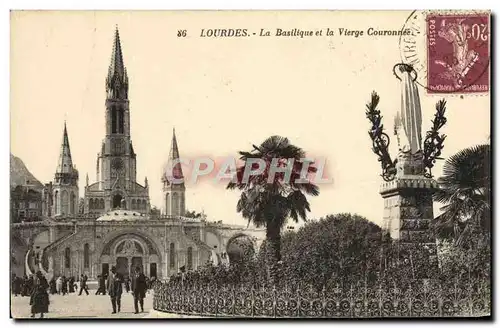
[434,144,491,245]
[227,136,319,283]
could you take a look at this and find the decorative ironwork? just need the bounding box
[365,92,397,181]
[153,279,490,318]
[423,100,447,178]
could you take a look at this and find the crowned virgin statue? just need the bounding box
[393,64,423,154]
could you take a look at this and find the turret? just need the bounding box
[162,128,186,216]
[52,122,79,217]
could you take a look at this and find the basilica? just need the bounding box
[11,28,264,281]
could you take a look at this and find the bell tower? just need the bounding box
[162,128,186,216]
[99,27,137,198]
[52,122,79,217]
[85,27,149,215]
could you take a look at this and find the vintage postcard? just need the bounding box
[10,10,491,319]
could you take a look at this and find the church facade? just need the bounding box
[11,28,265,281]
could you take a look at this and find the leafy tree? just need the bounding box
[227,136,319,283]
[277,213,383,289]
[150,206,161,216]
[434,144,491,245]
[185,210,203,218]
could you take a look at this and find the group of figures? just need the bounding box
[11,271,50,318]
[11,266,154,318]
[104,265,150,315]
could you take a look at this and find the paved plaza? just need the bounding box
[10,291,158,319]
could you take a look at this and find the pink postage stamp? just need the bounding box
[427,13,490,94]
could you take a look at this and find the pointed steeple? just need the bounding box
[56,121,74,174]
[164,128,184,183]
[106,26,128,99]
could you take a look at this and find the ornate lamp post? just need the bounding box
[366,63,447,278]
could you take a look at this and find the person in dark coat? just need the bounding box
[106,266,123,314]
[12,274,21,296]
[79,274,89,295]
[131,266,147,314]
[21,275,28,296]
[29,271,49,318]
[49,277,57,295]
[95,275,106,295]
[68,276,75,293]
[61,276,68,295]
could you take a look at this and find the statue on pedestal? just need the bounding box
[365,63,447,278]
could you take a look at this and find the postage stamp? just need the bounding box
[426,13,490,94]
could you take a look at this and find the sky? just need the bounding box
[10,11,490,227]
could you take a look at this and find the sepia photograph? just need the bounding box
[9,10,491,319]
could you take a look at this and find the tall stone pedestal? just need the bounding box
[380,151,439,278]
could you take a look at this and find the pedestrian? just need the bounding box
[61,276,68,295]
[22,275,29,296]
[29,271,49,319]
[95,275,106,295]
[78,274,89,295]
[12,274,20,296]
[55,276,62,295]
[106,266,123,314]
[131,266,147,314]
[49,277,56,295]
[15,275,23,296]
[68,276,75,293]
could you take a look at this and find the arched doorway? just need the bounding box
[226,234,255,264]
[114,239,144,277]
[112,194,123,209]
[98,232,162,279]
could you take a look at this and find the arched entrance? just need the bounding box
[98,232,162,279]
[11,233,29,277]
[112,194,123,209]
[114,239,144,277]
[226,234,255,264]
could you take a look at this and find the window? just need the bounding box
[165,193,170,214]
[111,106,117,133]
[187,247,193,270]
[118,109,124,134]
[131,199,136,210]
[172,193,179,215]
[99,199,104,209]
[169,243,175,268]
[64,247,71,268]
[84,243,90,268]
[61,190,69,215]
[54,191,59,214]
[70,192,76,214]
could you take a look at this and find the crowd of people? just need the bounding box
[11,267,156,318]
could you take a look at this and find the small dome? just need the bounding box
[96,210,147,221]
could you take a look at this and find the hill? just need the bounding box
[10,153,44,190]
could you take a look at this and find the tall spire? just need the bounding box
[165,128,184,183]
[106,26,128,99]
[56,121,74,174]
